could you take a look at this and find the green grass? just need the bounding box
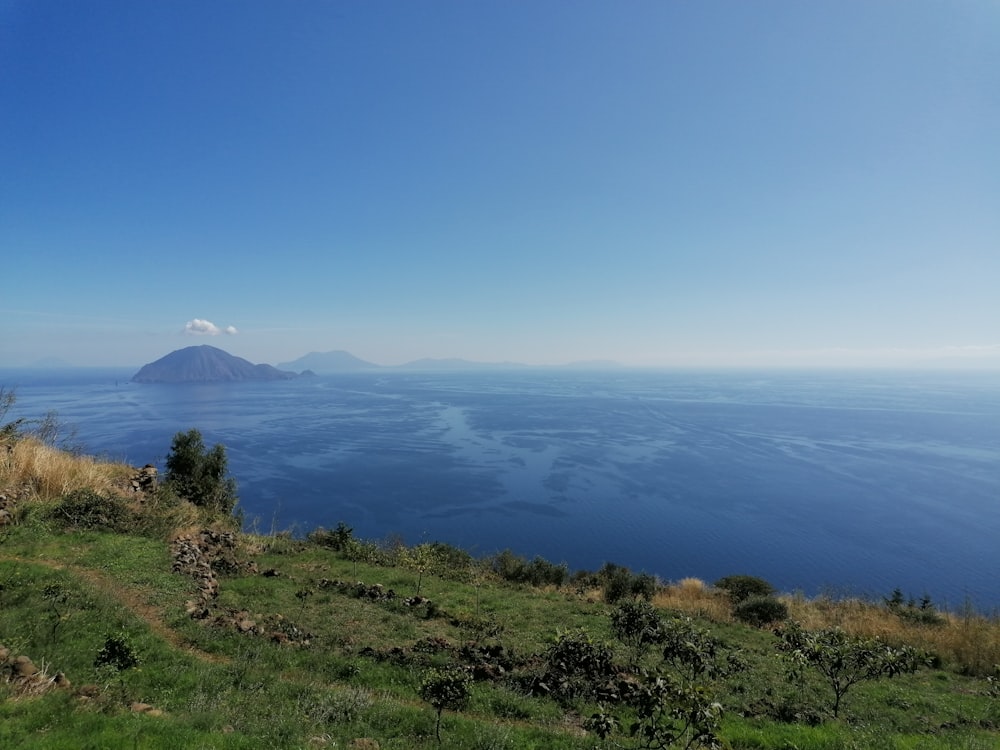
[2,511,1000,749]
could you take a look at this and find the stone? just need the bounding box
[11,655,37,677]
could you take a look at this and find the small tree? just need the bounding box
[777,622,923,718]
[419,665,471,744]
[164,429,238,514]
[610,600,665,669]
[402,543,439,596]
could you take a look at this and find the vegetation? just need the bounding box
[2,396,1000,748]
[163,428,238,514]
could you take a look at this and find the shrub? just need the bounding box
[164,429,238,514]
[600,563,657,604]
[715,574,775,603]
[777,622,924,717]
[307,521,354,551]
[610,600,665,669]
[49,489,133,533]
[733,595,789,627]
[419,665,471,744]
[491,550,567,588]
[94,631,141,672]
[539,629,618,704]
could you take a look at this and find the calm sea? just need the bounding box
[3,367,999,610]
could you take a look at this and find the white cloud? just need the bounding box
[183,318,238,336]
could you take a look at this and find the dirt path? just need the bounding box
[0,552,229,665]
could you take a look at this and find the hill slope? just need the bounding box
[132,345,299,383]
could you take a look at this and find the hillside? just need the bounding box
[132,345,300,383]
[1,430,999,748]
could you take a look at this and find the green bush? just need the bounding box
[733,595,789,627]
[49,489,133,533]
[491,549,567,588]
[599,562,656,603]
[164,429,238,514]
[715,574,775,603]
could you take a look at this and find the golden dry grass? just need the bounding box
[655,577,733,621]
[783,594,1000,675]
[1,437,134,502]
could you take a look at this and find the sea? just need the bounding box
[2,367,999,611]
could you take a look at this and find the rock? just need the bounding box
[11,655,37,678]
[76,684,101,698]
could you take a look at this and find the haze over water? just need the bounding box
[5,368,999,611]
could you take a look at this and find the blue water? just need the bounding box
[3,368,999,610]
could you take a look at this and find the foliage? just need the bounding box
[539,628,618,704]
[307,521,355,551]
[884,588,945,626]
[164,428,238,513]
[94,631,141,671]
[48,489,132,533]
[419,665,471,744]
[732,595,789,627]
[0,386,23,441]
[777,621,924,717]
[600,562,657,603]
[714,574,775,604]
[589,614,732,748]
[587,673,724,750]
[611,600,666,669]
[659,615,743,684]
[491,549,568,588]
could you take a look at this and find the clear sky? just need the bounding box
[2,1,998,369]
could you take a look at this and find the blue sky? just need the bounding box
[2,1,998,368]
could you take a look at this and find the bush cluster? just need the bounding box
[491,549,567,588]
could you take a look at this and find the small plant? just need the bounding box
[732,595,789,627]
[94,631,141,672]
[610,600,665,669]
[586,672,725,749]
[49,488,132,533]
[419,665,471,744]
[42,583,69,640]
[777,622,924,718]
[539,628,618,704]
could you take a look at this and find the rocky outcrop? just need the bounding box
[172,529,258,617]
[128,465,158,494]
[1,644,71,697]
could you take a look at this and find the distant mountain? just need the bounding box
[132,345,299,383]
[395,357,528,371]
[276,350,380,373]
[559,359,624,370]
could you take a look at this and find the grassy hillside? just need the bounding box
[1,432,999,749]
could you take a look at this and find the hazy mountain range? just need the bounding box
[277,350,623,373]
[130,346,622,383]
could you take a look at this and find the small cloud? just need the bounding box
[183,318,238,336]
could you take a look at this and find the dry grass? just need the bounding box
[0,437,133,502]
[783,594,1000,675]
[655,577,733,622]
